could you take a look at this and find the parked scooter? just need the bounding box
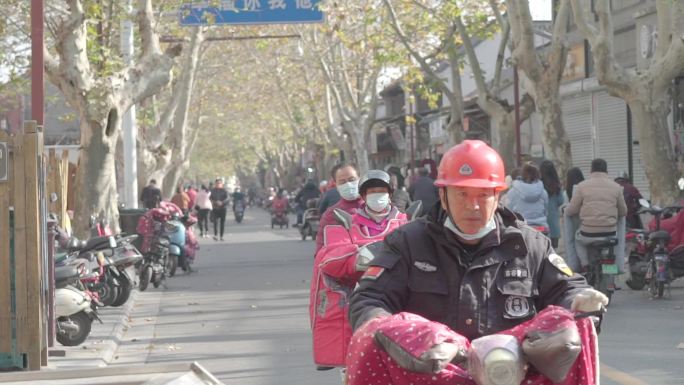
[136,202,186,289]
[627,198,684,297]
[164,214,186,277]
[54,263,101,346]
[107,235,143,306]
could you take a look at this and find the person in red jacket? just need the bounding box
[650,198,684,251]
[310,170,409,376]
[315,163,364,252]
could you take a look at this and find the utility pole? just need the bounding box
[31,0,44,125]
[513,66,522,167]
[122,0,138,208]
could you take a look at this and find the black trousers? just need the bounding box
[198,209,210,233]
[212,208,227,237]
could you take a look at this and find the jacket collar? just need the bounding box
[425,204,529,268]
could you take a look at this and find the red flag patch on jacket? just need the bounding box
[361,266,385,281]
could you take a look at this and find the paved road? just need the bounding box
[110,208,684,385]
[112,208,340,384]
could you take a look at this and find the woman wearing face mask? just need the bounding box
[309,170,409,378]
[315,163,365,253]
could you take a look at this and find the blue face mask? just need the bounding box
[338,180,360,201]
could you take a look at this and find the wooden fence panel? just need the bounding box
[11,127,28,354]
[0,129,11,353]
[23,124,43,370]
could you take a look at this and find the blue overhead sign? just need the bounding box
[180,1,324,26]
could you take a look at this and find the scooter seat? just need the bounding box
[649,231,671,242]
[68,235,113,253]
[55,266,81,287]
[576,233,618,247]
[592,238,619,248]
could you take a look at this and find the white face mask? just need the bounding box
[337,180,360,201]
[365,192,390,212]
[444,216,497,241]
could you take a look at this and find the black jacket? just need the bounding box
[408,176,439,211]
[349,205,589,340]
[140,185,162,209]
[318,188,341,214]
[295,182,321,209]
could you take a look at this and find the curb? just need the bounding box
[99,289,140,365]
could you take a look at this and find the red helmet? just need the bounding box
[435,140,506,190]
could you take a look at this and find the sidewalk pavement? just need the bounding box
[46,289,143,369]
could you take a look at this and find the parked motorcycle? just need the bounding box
[136,202,187,290]
[107,234,143,306]
[626,199,684,297]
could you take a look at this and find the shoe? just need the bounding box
[213,236,219,241]
[220,237,224,241]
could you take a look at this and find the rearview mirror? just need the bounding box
[638,198,650,208]
[678,177,684,191]
[405,200,423,221]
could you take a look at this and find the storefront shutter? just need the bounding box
[562,94,594,175]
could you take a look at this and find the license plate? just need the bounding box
[602,264,619,275]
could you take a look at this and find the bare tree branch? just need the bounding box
[492,21,510,95]
[507,0,541,81]
[383,0,456,102]
[654,0,672,60]
[571,0,634,96]
[455,16,489,98]
[651,1,684,86]
[548,0,571,72]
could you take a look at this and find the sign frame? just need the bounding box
[179,1,324,26]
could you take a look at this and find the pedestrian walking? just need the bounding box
[389,172,411,212]
[186,184,197,211]
[140,179,162,209]
[540,160,566,248]
[407,167,439,212]
[195,185,212,237]
[504,162,549,228]
[614,171,644,229]
[171,187,190,214]
[565,167,585,201]
[210,178,229,241]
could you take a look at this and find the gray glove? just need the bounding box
[355,241,383,272]
[523,327,581,383]
[375,332,467,374]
